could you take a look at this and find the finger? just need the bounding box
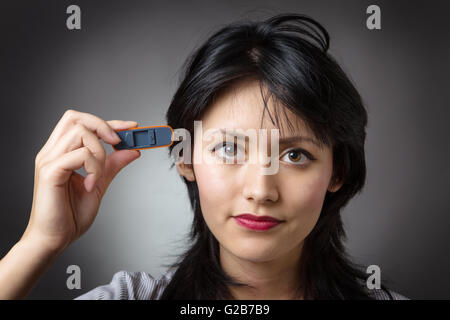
[41,109,136,154]
[95,149,141,196]
[106,120,138,131]
[46,120,139,165]
[42,147,103,193]
[43,123,107,169]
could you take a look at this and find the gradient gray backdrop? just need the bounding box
[1,0,449,299]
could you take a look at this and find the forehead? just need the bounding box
[200,79,314,138]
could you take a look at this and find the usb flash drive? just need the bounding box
[112,125,174,151]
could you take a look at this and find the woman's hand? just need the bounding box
[22,109,141,253]
[0,109,141,299]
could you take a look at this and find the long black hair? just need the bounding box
[160,13,392,299]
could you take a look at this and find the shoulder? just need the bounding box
[74,268,176,300]
[369,288,409,300]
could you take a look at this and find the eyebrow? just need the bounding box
[278,135,321,148]
[211,128,321,148]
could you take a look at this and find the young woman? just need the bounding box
[0,13,407,300]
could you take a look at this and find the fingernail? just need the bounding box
[111,131,121,142]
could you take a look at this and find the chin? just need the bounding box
[235,252,277,263]
[228,242,280,263]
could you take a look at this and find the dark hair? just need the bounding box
[160,13,392,299]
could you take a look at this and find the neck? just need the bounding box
[220,242,304,300]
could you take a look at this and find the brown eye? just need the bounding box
[281,148,313,166]
[288,150,301,162]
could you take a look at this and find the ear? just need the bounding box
[176,162,196,182]
[327,175,343,193]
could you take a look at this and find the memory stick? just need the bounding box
[112,125,174,151]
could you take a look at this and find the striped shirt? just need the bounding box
[74,268,408,300]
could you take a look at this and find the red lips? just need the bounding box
[234,214,281,222]
[233,213,282,231]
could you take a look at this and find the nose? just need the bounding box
[242,163,279,204]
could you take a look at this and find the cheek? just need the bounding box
[282,170,331,221]
[193,163,235,219]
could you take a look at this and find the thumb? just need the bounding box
[98,149,141,196]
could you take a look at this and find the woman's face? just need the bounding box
[177,80,342,264]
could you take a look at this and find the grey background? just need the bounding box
[0,0,449,299]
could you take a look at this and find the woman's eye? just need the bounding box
[212,142,242,160]
[211,143,314,166]
[280,148,314,166]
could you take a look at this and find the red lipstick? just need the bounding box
[233,214,282,231]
